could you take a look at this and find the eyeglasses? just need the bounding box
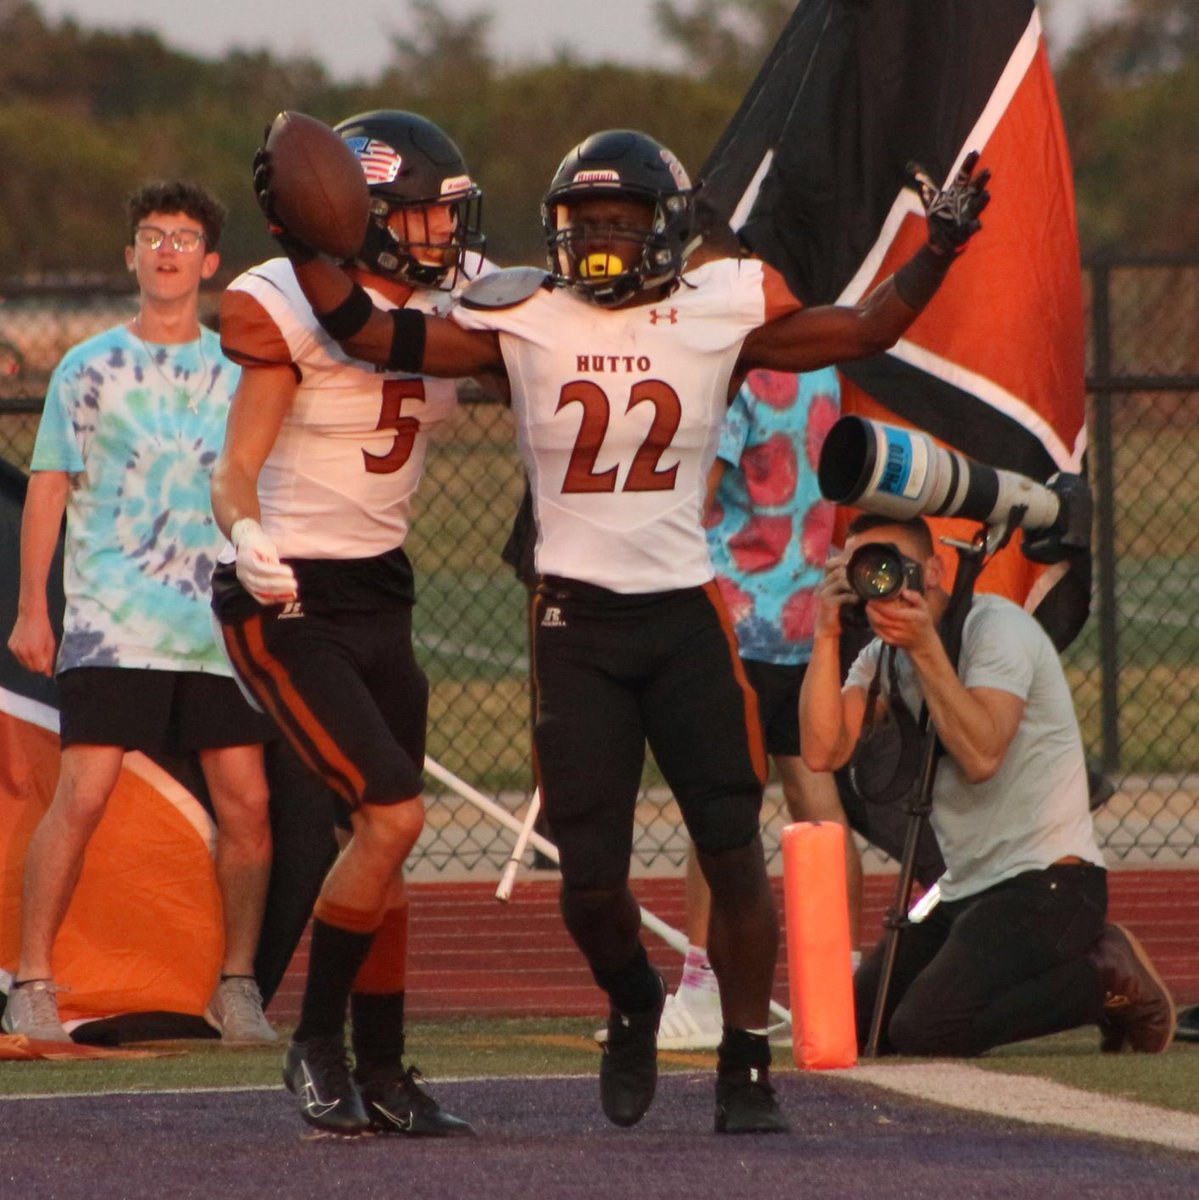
[134,226,207,253]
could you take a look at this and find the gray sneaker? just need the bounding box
[2,979,71,1042]
[205,976,278,1044]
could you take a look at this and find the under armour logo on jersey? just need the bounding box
[277,600,305,619]
[540,605,567,628]
[648,307,679,325]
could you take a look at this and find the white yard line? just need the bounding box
[843,1061,1199,1154]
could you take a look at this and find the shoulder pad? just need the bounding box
[460,267,551,310]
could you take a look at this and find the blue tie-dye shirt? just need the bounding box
[30,324,240,674]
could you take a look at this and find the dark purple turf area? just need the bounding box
[1,1073,1196,1198]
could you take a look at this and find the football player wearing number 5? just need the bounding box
[267,128,991,1135]
[211,110,486,1138]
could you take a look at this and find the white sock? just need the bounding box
[679,943,719,996]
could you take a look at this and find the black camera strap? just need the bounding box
[850,644,928,807]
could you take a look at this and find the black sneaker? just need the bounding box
[283,1035,371,1135]
[714,1065,790,1134]
[357,1064,475,1137]
[599,971,666,1128]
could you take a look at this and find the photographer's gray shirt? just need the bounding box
[846,593,1104,901]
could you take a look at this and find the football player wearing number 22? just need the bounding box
[267,128,991,1136]
[211,111,486,1139]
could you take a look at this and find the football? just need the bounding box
[264,111,370,260]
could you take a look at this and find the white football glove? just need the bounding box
[231,518,298,606]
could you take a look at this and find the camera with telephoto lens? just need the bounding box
[817,416,1092,562]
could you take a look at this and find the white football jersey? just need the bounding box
[453,257,801,592]
[221,256,476,559]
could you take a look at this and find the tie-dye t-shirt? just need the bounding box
[705,368,840,665]
[30,323,240,674]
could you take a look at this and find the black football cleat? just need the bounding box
[283,1035,371,1135]
[599,971,666,1128]
[714,1065,790,1134]
[356,1064,475,1137]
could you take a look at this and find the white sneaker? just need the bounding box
[656,988,723,1050]
[596,987,725,1049]
[2,980,71,1042]
[205,976,278,1044]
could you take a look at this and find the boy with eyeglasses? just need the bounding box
[4,181,279,1046]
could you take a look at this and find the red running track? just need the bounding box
[268,870,1198,1023]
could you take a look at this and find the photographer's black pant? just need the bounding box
[855,863,1108,1056]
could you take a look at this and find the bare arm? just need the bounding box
[740,275,928,373]
[799,551,868,771]
[864,590,1024,783]
[211,364,296,538]
[740,152,991,375]
[210,364,301,605]
[289,256,504,378]
[7,470,69,676]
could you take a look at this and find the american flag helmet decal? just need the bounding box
[343,136,403,185]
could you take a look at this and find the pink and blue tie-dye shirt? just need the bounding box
[705,367,840,665]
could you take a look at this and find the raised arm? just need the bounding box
[741,153,991,374]
[799,549,868,772]
[868,593,1024,784]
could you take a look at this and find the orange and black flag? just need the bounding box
[697,0,1090,649]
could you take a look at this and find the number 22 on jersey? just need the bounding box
[557,379,681,494]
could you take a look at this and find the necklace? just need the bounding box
[130,319,210,413]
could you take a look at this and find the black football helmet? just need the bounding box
[542,129,695,307]
[335,109,484,290]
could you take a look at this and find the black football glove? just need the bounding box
[907,150,992,257]
[252,137,317,264]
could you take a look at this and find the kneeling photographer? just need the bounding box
[799,512,1175,1057]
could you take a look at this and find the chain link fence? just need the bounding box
[2,260,1197,879]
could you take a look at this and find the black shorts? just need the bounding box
[741,658,808,758]
[218,604,427,811]
[57,667,276,753]
[531,576,767,889]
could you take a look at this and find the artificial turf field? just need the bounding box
[2,1020,1197,1198]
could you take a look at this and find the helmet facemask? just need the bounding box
[542,130,695,308]
[546,192,691,307]
[359,186,484,290]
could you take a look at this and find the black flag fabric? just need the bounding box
[698,0,1090,648]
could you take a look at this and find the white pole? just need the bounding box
[495,787,542,903]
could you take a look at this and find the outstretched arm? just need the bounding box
[741,152,991,373]
[287,256,504,378]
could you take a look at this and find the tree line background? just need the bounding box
[0,0,1195,280]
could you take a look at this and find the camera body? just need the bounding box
[843,542,924,627]
[847,542,924,601]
